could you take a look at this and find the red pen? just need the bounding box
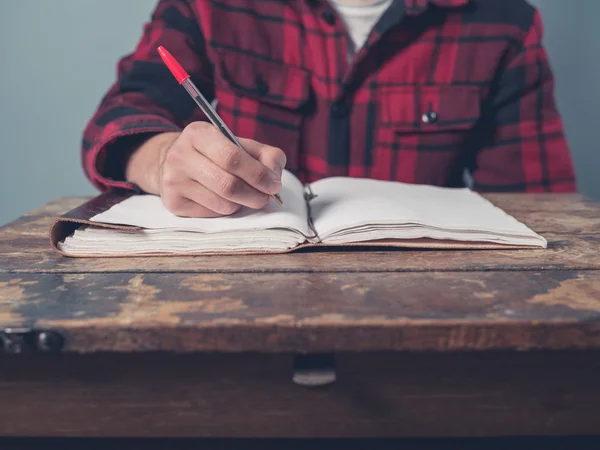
[157,46,284,207]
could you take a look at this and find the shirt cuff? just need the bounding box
[86,120,182,192]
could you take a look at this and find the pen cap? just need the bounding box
[157,46,190,84]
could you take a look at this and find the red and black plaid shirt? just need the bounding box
[83,0,577,193]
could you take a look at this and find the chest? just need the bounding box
[192,1,521,183]
[198,1,514,88]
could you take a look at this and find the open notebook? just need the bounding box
[51,170,546,257]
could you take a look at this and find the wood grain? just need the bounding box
[1,351,599,438]
[3,233,600,274]
[3,232,600,273]
[2,196,600,441]
[2,270,600,352]
[1,194,600,274]
[2,437,597,450]
[483,193,598,211]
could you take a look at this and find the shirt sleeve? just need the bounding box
[81,0,213,191]
[469,8,577,193]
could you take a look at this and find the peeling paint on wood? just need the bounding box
[0,271,599,353]
[0,278,28,326]
[529,274,600,311]
[1,195,600,353]
[1,195,600,439]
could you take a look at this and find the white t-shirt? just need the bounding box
[327,0,393,58]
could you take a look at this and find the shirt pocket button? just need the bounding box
[422,110,438,124]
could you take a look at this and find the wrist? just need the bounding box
[125,132,180,194]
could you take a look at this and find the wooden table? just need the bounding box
[1,193,600,440]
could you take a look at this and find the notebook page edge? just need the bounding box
[309,176,547,247]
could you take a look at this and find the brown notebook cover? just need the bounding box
[49,191,538,258]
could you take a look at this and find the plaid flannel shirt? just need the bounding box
[82,0,577,193]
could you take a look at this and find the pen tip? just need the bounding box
[274,194,284,207]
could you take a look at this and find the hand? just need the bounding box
[125,122,286,217]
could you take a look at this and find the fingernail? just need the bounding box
[273,164,283,178]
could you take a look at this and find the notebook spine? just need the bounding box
[303,184,320,242]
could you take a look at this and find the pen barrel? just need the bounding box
[181,79,244,150]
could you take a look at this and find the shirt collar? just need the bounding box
[310,0,469,12]
[404,0,469,15]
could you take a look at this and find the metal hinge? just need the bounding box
[0,328,64,355]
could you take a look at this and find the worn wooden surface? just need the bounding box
[1,194,600,274]
[1,194,600,440]
[1,194,600,353]
[1,351,600,438]
[1,270,600,352]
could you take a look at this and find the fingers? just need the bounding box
[185,123,284,195]
[239,137,287,178]
[191,154,271,209]
[182,180,244,216]
[162,196,223,218]
[161,172,245,218]
[174,147,271,210]
[159,121,287,218]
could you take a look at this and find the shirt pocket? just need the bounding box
[213,50,312,171]
[373,85,481,185]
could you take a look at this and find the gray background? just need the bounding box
[0,0,597,226]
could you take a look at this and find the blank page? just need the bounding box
[91,170,312,236]
[308,177,545,244]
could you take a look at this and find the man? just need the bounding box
[83,0,576,218]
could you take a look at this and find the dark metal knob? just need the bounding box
[293,354,336,387]
[36,331,64,352]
